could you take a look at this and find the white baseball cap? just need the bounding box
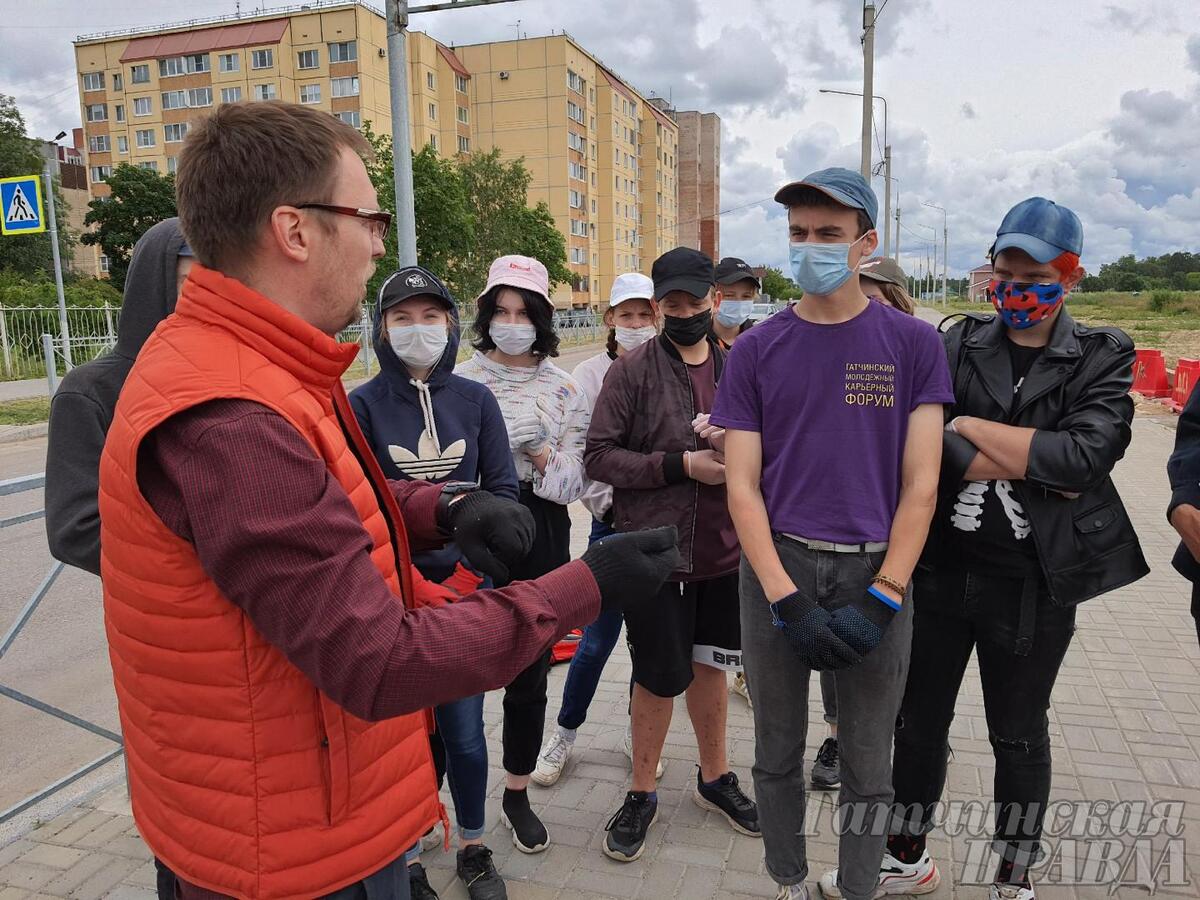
[609,273,654,308]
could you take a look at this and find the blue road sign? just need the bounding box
[0,175,46,236]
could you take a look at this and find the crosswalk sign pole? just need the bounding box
[42,162,71,368]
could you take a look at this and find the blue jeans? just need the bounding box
[435,692,488,841]
[556,519,625,731]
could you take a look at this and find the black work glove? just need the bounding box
[827,588,899,656]
[446,491,535,585]
[580,526,682,613]
[770,591,862,671]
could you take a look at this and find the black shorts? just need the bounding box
[624,571,742,698]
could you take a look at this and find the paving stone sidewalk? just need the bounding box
[1,415,1198,899]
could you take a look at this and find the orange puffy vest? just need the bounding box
[99,265,442,899]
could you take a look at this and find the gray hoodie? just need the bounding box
[44,218,188,574]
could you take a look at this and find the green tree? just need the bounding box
[0,94,73,278]
[1078,275,1107,292]
[80,163,177,291]
[363,123,474,302]
[760,266,802,300]
[457,149,571,301]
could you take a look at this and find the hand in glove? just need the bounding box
[508,412,551,454]
[445,490,535,585]
[580,526,682,613]
[769,590,861,670]
[827,586,900,656]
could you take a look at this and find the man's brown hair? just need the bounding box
[175,101,373,274]
[786,186,874,238]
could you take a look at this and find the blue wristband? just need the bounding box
[867,585,902,612]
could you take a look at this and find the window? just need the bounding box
[457,135,470,153]
[113,73,123,91]
[336,110,361,127]
[85,103,107,122]
[250,49,274,69]
[300,84,321,104]
[428,103,436,121]
[569,219,587,237]
[569,190,583,209]
[161,90,187,110]
[136,128,156,148]
[569,161,586,181]
[164,123,188,143]
[331,76,359,98]
[88,135,111,153]
[426,71,436,90]
[591,171,596,187]
[567,69,584,94]
[117,135,128,154]
[429,134,438,151]
[456,106,468,124]
[570,247,586,264]
[115,104,125,122]
[83,72,103,91]
[133,97,152,116]
[297,49,320,70]
[254,83,277,101]
[614,175,620,190]
[219,53,240,72]
[567,100,584,124]
[90,165,112,182]
[159,54,210,77]
[567,131,585,152]
[167,156,178,174]
[455,74,468,93]
[591,198,597,214]
[328,40,357,62]
[221,86,242,104]
[137,160,158,172]
[188,87,212,107]
[100,255,110,273]
[130,64,150,83]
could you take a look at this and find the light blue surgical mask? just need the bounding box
[788,233,869,296]
[716,299,754,327]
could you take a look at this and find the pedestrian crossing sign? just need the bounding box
[0,175,46,236]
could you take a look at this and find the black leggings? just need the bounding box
[501,486,572,776]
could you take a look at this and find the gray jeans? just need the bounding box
[740,536,913,900]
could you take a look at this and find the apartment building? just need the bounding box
[675,109,721,262]
[457,34,680,308]
[73,2,469,197]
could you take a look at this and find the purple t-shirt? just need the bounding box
[710,302,954,544]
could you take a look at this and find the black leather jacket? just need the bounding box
[929,309,1149,606]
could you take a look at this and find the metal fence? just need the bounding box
[0,306,121,381]
[0,474,125,824]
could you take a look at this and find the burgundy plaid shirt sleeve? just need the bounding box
[137,399,600,723]
[389,478,443,550]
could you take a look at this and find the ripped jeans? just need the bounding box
[891,566,1075,873]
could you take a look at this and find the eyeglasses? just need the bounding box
[297,203,392,240]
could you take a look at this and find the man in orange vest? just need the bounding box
[98,101,680,900]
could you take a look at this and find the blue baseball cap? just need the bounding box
[774,167,879,228]
[993,197,1083,263]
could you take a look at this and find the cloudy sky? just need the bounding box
[4,0,1199,276]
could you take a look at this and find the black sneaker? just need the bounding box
[500,788,550,854]
[408,862,439,900]
[604,791,659,862]
[694,769,761,836]
[456,844,507,900]
[812,737,841,790]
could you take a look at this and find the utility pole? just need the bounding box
[860,2,876,179]
[820,89,891,255]
[893,197,901,264]
[42,155,71,366]
[923,201,948,304]
[386,0,523,267]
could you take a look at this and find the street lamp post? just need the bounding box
[923,201,948,304]
[860,3,876,180]
[819,88,891,258]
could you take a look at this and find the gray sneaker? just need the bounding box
[811,737,840,790]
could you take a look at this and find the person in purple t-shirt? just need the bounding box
[710,168,952,900]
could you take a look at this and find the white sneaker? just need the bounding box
[776,884,810,899]
[531,730,574,787]
[818,851,941,898]
[990,883,1035,900]
[731,672,753,709]
[622,724,664,780]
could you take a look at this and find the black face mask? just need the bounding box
[662,309,713,347]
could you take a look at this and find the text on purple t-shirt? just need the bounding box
[710,302,954,544]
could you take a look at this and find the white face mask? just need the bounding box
[489,322,537,356]
[614,325,657,351]
[388,324,448,370]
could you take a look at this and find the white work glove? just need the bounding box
[509,412,551,454]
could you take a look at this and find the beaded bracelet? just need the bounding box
[872,573,907,596]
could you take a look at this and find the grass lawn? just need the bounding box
[0,396,51,426]
[933,292,1200,367]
